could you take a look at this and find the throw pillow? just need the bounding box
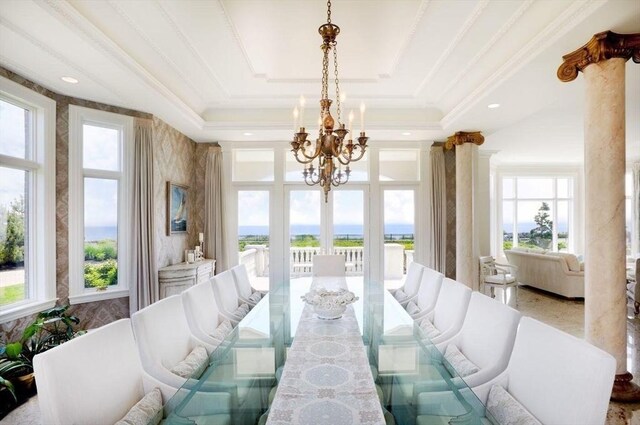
[558,253,580,272]
[210,320,233,341]
[248,291,263,303]
[170,345,209,379]
[114,388,163,425]
[393,289,408,302]
[443,344,479,378]
[406,301,421,315]
[234,303,250,318]
[486,385,542,425]
[418,318,441,339]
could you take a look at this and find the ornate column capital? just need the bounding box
[444,131,484,150]
[558,31,640,82]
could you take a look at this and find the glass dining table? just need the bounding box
[159,277,495,425]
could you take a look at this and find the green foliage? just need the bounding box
[0,284,25,307]
[290,235,320,247]
[558,241,568,250]
[529,202,553,249]
[503,241,513,250]
[238,236,269,252]
[0,196,25,267]
[333,239,364,247]
[84,259,117,289]
[84,240,117,261]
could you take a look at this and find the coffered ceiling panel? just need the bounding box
[0,0,638,162]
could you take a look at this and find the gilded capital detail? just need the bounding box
[557,31,640,82]
[445,131,484,150]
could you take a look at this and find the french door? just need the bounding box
[285,186,368,279]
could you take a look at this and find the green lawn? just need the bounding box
[0,283,25,306]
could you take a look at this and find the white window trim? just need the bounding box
[0,77,56,323]
[68,106,133,305]
[494,166,582,258]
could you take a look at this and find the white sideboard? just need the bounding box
[158,259,216,299]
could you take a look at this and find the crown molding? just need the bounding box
[440,0,607,130]
[415,0,490,95]
[38,0,205,129]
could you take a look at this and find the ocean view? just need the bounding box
[85,226,117,242]
[239,224,414,236]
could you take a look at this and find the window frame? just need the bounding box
[0,77,56,323]
[68,106,133,305]
[496,169,580,257]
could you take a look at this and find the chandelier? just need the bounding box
[290,0,368,203]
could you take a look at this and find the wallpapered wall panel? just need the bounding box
[444,148,457,280]
[0,66,203,339]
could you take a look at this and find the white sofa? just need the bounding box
[504,248,584,298]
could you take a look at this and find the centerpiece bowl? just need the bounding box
[301,288,359,320]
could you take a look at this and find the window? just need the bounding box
[379,149,420,181]
[500,176,574,253]
[69,106,132,304]
[233,149,274,182]
[0,77,56,322]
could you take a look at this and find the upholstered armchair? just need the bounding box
[479,256,519,306]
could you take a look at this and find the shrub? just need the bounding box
[84,260,117,289]
[84,240,117,261]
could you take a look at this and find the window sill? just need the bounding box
[0,298,58,324]
[69,288,129,305]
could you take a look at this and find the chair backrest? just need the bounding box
[182,281,223,341]
[212,270,241,313]
[33,319,145,425]
[455,292,521,373]
[432,278,472,332]
[506,317,615,424]
[636,257,639,283]
[312,254,346,277]
[231,264,253,299]
[403,262,425,297]
[416,267,444,311]
[131,295,197,373]
[478,256,496,280]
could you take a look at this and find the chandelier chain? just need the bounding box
[322,47,329,103]
[333,43,341,124]
[327,0,331,23]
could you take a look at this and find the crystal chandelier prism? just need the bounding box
[290,0,368,203]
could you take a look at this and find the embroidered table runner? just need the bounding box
[267,278,385,424]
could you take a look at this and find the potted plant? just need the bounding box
[0,305,85,407]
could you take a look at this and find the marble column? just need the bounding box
[446,131,484,290]
[558,31,640,401]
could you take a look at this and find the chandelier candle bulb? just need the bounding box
[293,107,299,132]
[348,110,354,136]
[360,103,366,133]
[299,95,306,126]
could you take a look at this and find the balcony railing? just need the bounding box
[239,244,413,280]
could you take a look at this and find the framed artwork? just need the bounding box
[167,182,189,235]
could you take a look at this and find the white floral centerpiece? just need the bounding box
[301,288,359,320]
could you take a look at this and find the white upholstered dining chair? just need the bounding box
[231,264,267,306]
[406,267,444,320]
[389,262,425,306]
[211,270,251,322]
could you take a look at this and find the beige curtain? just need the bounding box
[205,146,229,272]
[429,145,447,273]
[633,162,640,256]
[130,118,158,313]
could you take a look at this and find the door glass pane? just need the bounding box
[517,178,553,199]
[502,178,514,199]
[0,167,28,306]
[502,200,514,251]
[517,200,553,250]
[384,190,414,286]
[557,178,570,198]
[83,124,119,171]
[233,150,274,182]
[557,200,569,252]
[290,190,321,278]
[238,191,269,280]
[333,190,364,276]
[0,99,30,160]
[84,178,118,289]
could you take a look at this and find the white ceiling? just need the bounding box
[0,0,638,163]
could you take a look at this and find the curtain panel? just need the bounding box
[130,118,159,312]
[429,146,447,273]
[205,146,229,272]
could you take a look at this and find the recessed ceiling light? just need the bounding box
[401,132,411,136]
[487,103,500,109]
[61,76,79,84]
[243,132,253,136]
